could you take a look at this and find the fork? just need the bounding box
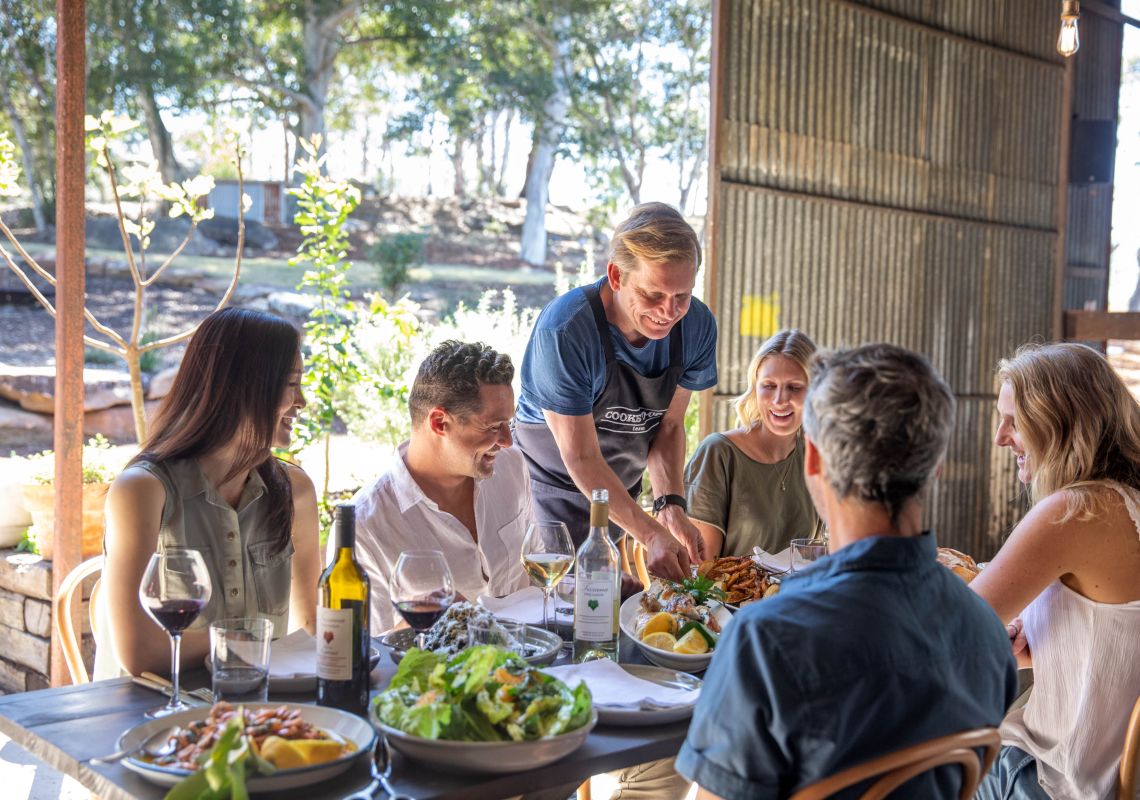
[141,672,215,704]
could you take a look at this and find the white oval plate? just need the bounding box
[119,703,375,790]
[619,592,733,673]
[373,710,597,774]
[596,665,701,727]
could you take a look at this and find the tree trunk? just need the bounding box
[138,84,184,184]
[294,0,352,172]
[0,84,46,232]
[452,138,466,197]
[497,107,514,197]
[520,14,572,266]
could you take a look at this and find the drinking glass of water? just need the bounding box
[210,617,273,703]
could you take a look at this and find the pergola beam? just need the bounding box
[1063,311,1140,341]
[51,0,86,687]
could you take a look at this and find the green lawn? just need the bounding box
[17,242,558,297]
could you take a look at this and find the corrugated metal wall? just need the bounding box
[709,0,1071,558]
[1064,9,1123,313]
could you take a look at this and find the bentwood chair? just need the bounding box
[52,555,104,684]
[788,728,1001,800]
[1120,694,1140,800]
[619,533,651,590]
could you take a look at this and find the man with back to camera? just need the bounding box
[678,343,1018,799]
[340,340,530,633]
[514,202,718,581]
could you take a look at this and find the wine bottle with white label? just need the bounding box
[317,503,370,714]
[573,489,620,662]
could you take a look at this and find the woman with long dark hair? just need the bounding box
[96,307,320,678]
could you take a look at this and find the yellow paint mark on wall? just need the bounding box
[740,293,780,338]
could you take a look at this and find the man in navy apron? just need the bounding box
[515,202,718,582]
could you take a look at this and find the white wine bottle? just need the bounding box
[317,503,371,715]
[573,489,620,662]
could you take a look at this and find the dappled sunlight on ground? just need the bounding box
[0,730,90,800]
[1108,340,1140,402]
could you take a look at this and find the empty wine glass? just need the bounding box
[390,550,456,650]
[139,549,212,718]
[520,521,574,634]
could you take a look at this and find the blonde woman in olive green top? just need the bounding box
[684,329,821,558]
[99,309,321,679]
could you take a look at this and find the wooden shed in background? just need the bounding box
[703,0,1130,558]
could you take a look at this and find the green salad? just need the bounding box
[374,645,592,742]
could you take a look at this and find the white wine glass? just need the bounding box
[390,550,456,650]
[138,549,212,718]
[520,521,574,634]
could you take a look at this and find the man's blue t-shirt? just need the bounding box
[676,532,1018,799]
[516,278,718,423]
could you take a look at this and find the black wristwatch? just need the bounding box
[652,494,688,515]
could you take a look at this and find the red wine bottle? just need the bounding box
[317,504,371,715]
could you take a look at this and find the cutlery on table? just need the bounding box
[91,725,180,765]
[141,671,215,704]
[346,734,415,800]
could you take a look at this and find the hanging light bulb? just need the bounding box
[1057,0,1080,58]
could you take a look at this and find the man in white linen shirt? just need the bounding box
[341,340,532,633]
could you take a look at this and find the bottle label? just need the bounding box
[575,574,616,642]
[316,606,354,681]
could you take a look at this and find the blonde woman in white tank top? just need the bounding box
[973,343,1140,800]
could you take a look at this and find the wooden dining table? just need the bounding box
[0,636,691,800]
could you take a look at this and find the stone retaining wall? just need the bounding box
[0,551,94,692]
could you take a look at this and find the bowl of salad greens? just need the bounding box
[371,644,596,774]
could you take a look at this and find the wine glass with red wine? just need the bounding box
[390,550,455,650]
[139,549,212,718]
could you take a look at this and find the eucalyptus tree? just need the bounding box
[0,0,54,232]
[567,0,710,210]
[230,0,454,176]
[86,0,245,184]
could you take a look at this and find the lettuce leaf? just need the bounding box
[389,648,446,693]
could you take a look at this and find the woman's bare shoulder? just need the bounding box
[282,461,316,500]
[108,465,165,502]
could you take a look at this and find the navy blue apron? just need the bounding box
[515,282,685,547]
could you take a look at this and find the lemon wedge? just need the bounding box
[637,611,676,638]
[763,583,780,598]
[640,631,678,651]
[260,736,345,769]
[673,628,709,655]
[260,736,306,769]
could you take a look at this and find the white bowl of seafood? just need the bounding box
[619,577,734,673]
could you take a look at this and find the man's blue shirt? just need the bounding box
[676,532,1018,799]
[516,277,717,423]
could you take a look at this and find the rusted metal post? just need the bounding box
[51,0,87,687]
[700,0,726,441]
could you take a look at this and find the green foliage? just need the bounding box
[15,528,38,556]
[83,346,119,366]
[338,294,422,452]
[341,287,541,453]
[287,135,364,490]
[369,232,426,297]
[24,435,122,486]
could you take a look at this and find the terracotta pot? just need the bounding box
[20,482,109,561]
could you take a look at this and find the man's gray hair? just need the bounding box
[802,343,955,522]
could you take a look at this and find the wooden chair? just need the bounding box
[788,728,1001,800]
[619,532,651,590]
[52,555,104,684]
[1120,693,1140,800]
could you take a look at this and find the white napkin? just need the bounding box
[269,629,316,678]
[477,586,571,626]
[752,546,792,573]
[544,660,700,710]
